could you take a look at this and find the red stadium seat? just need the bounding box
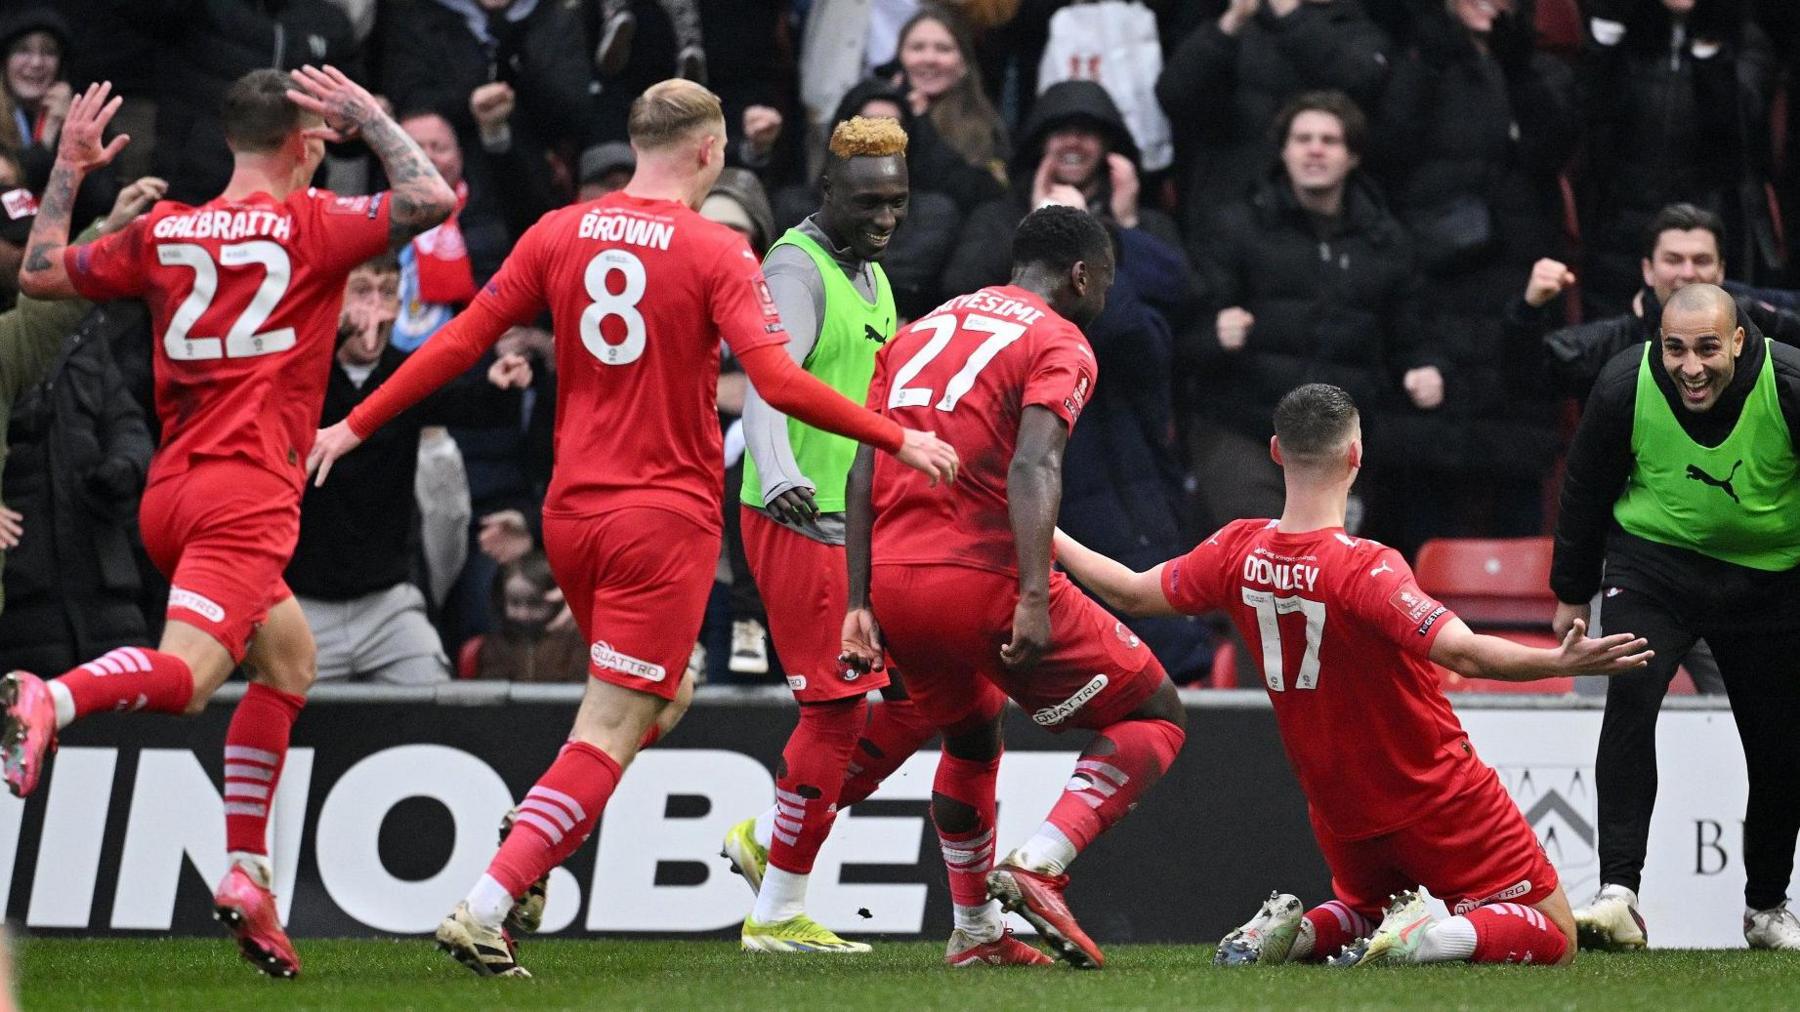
[1414,537,1557,628]
[457,636,483,680]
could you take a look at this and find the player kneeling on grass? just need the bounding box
[1053,383,1654,967]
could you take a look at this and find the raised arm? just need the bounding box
[286,64,456,247]
[1052,528,1179,618]
[18,82,131,300]
[1429,616,1651,682]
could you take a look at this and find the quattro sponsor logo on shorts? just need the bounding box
[1032,674,1108,727]
[168,587,226,624]
[1452,879,1531,915]
[589,641,666,683]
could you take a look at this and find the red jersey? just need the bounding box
[867,285,1095,575]
[64,188,392,491]
[429,192,788,527]
[1161,519,1480,839]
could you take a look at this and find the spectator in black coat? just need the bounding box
[1190,91,1427,537]
[1155,0,1391,247]
[1577,0,1776,317]
[153,0,360,204]
[0,302,153,674]
[1368,0,1579,550]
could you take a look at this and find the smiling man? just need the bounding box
[719,115,944,957]
[1552,282,1800,952]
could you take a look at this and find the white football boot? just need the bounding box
[1745,903,1800,950]
[1574,883,1647,950]
[1214,891,1304,966]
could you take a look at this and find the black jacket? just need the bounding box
[0,304,153,673]
[1155,0,1391,243]
[1194,171,1424,442]
[1576,3,1776,311]
[1513,285,1800,396]
[1551,327,1800,604]
[154,0,360,205]
[286,345,520,601]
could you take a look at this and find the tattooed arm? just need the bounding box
[18,82,131,300]
[286,64,456,248]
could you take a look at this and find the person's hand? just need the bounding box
[1266,0,1302,16]
[768,486,819,525]
[286,64,383,142]
[469,81,516,134]
[1031,152,1086,210]
[742,105,783,157]
[895,428,959,486]
[1219,0,1261,35]
[1107,153,1140,228]
[306,420,364,486]
[1216,307,1254,352]
[1551,600,1590,640]
[545,586,575,632]
[1404,365,1445,410]
[487,352,533,389]
[101,176,168,234]
[1553,617,1653,675]
[478,509,534,566]
[0,506,22,550]
[839,607,886,675]
[1523,257,1577,308]
[41,81,73,134]
[55,82,129,174]
[1001,595,1051,670]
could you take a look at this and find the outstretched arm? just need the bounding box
[18,82,131,299]
[1428,617,1651,682]
[286,64,455,247]
[1052,528,1179,618]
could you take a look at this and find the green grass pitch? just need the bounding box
[14,938,1800,1010]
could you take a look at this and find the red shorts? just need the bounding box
[869,564,1165,733]
[1312,765,1560,918]
[741,506,889,703]
[138,463,300,662]
[542,506,720,701]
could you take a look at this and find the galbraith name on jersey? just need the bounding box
[151,209,294,241]
[578,208,674,251]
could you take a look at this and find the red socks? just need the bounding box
[1044,718,1184,852]
[222,683,305,855]
[1299,900,1376,962]
[932,750,1001,906]
[1464,903,1569,964]
[55,647,194,720]
[488,740,620,896]
[838,697,937,807]
[768,697,867,875]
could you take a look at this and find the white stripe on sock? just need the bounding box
[225,745,280,765]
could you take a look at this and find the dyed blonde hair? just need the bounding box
[830,116,909,159]
[628,79,724,151]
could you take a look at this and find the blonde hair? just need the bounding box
[829,116,908,159]
[628,79,724,151]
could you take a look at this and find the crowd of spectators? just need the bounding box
[0,0,1797,688]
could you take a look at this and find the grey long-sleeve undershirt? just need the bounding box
[741,215,883,545]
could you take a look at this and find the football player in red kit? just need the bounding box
[5,68,456,977]
[1053,383,1654,967]
[304,79,958,978]
[840,206,1188,969]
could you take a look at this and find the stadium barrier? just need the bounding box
[4,686,1786,948]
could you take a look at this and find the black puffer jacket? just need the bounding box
[153,0,359,204]
[1194,171,1425,444]
[1369,1,1576,476]
[1154,0,1391,245]
[0,303,153,673]
[1577,0,1775,314]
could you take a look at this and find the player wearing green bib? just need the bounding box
[1553,283,1800,952]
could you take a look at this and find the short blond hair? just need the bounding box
[628,79,725,151]
[829,116,908,159]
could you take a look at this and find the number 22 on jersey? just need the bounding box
[1242,588,1327,692]
[156,241,296,362]
[888,313,1026,412]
